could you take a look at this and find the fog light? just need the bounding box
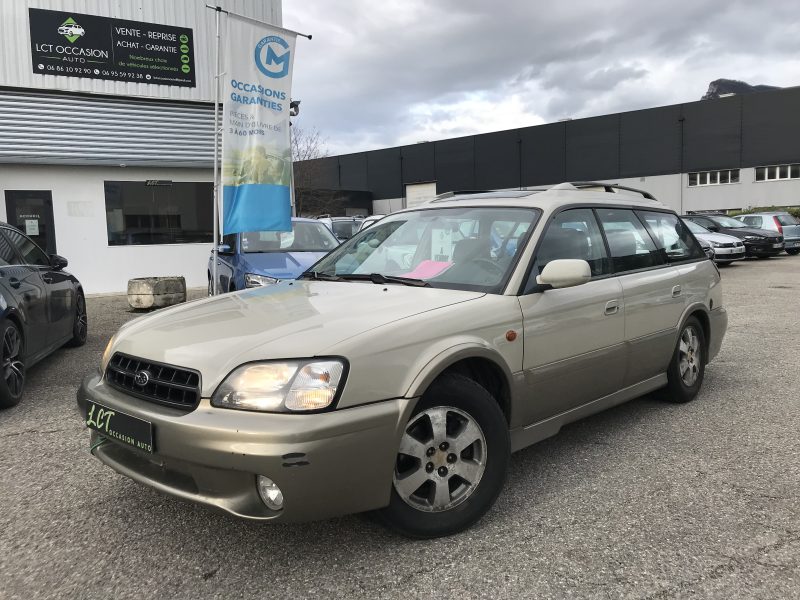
[256,475,284,511]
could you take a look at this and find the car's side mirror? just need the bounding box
[536,259,591,289]
[217,244,232,254]
[49,254,68,270]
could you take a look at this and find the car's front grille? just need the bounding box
[105,353,201,410]
[767,236,784,243]
[718,242,736,248]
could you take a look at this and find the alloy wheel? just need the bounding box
[75,295,88,341]
[393,406,487,513]
[3,325,24,398]
[678,325,702,386]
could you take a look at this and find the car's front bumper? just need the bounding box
[744,241,784,256]
[711,246,745,262]
[77,372,416,522]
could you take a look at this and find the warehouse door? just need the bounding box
[5,191,56,254]
[405,182,437,209]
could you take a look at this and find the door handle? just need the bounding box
[604,300,619,315]
[9,277,20,289]
[672,285,682,297]
[42,274,54,284]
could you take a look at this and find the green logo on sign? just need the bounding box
[57,17,85,43]
[179,34,189,44]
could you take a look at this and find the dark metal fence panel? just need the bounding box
[620,105,682,177]
[435,136,475,193]
[367,148,402,199]
[565,115,620,181]
[520,122,566,186]
[742,87,800,167]
[475,129,521,190]
[681,96,741,172]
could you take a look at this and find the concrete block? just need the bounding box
[127,276,187,310]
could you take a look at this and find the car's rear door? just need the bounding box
[596,208,685,388]
[518,207,626,425]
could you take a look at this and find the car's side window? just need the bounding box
[596,208,665,273]
[4,228,49,266]
[0,230,21,266]
[637,211,705,263]
[524,208,611,294]
[741,216,761,228]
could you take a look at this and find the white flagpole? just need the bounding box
[210,5,222,296]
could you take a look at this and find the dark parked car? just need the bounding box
[682,214,784,258]
[735,212,800,255]
[0,224,86,408]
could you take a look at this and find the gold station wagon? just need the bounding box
[78,183,727,538]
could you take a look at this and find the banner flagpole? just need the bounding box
[210,5,222,296]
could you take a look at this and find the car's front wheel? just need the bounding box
[0,319,25,409]
[65,291,87,347]
[786,249,800,256]
[376,373,509,538]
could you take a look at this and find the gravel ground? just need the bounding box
[1,258,798,599]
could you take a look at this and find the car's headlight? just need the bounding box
[245,273,279,288]
[743,235,759,241]
[211,360,346,412]
[101,336,116,372]
[708,240,720,248]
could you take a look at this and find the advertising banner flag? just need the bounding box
[222,16,296,234]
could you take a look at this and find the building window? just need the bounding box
[688,169,740,187]
[755,163,800,182]
[104,181,213,245]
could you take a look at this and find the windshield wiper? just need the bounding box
[339,273,431,287]
[299,271,344,282]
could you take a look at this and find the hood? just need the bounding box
[694,231,743,244]
[240,251,328,280]
[111,280,484,396]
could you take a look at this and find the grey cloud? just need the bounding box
[283,0,800,154]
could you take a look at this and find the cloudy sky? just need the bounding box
[282,0,800,155]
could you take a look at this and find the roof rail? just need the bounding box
[429,189,496,202]
[566,182,658,201]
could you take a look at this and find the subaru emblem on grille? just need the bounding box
[134,370,151,387]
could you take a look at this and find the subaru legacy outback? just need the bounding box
[78,183,727,538]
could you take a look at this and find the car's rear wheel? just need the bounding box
[786,249,800,256]
[65,291,87,347]
[662,316,706,403]
[376,373,509,538]
[0,320,25,409]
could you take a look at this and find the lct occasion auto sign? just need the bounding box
[28,8,195,87]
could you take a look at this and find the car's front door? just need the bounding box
[0,228,50,358]
[518,208,626,425]
[3,228,74,347]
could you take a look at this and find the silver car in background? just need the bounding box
[683,218,745,264]
[735,212,800,255]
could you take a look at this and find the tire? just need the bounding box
[376,373,510,538]
[207,276,213,296]
[786,249,800,256]
[65,291,87,347]
[663,316,706,404]
[0,319,25,409]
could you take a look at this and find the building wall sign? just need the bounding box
[28,8,196,87]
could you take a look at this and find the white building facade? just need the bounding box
[0,0,282,294]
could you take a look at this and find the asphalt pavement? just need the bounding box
[1,258,798,599]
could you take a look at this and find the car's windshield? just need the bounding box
[777,214,799,226]
[307,207,540,293]
[241,221,338,253]
[683,219,709,235]
[710,215,746,228]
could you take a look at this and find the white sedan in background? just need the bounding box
[683,218,745,264]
